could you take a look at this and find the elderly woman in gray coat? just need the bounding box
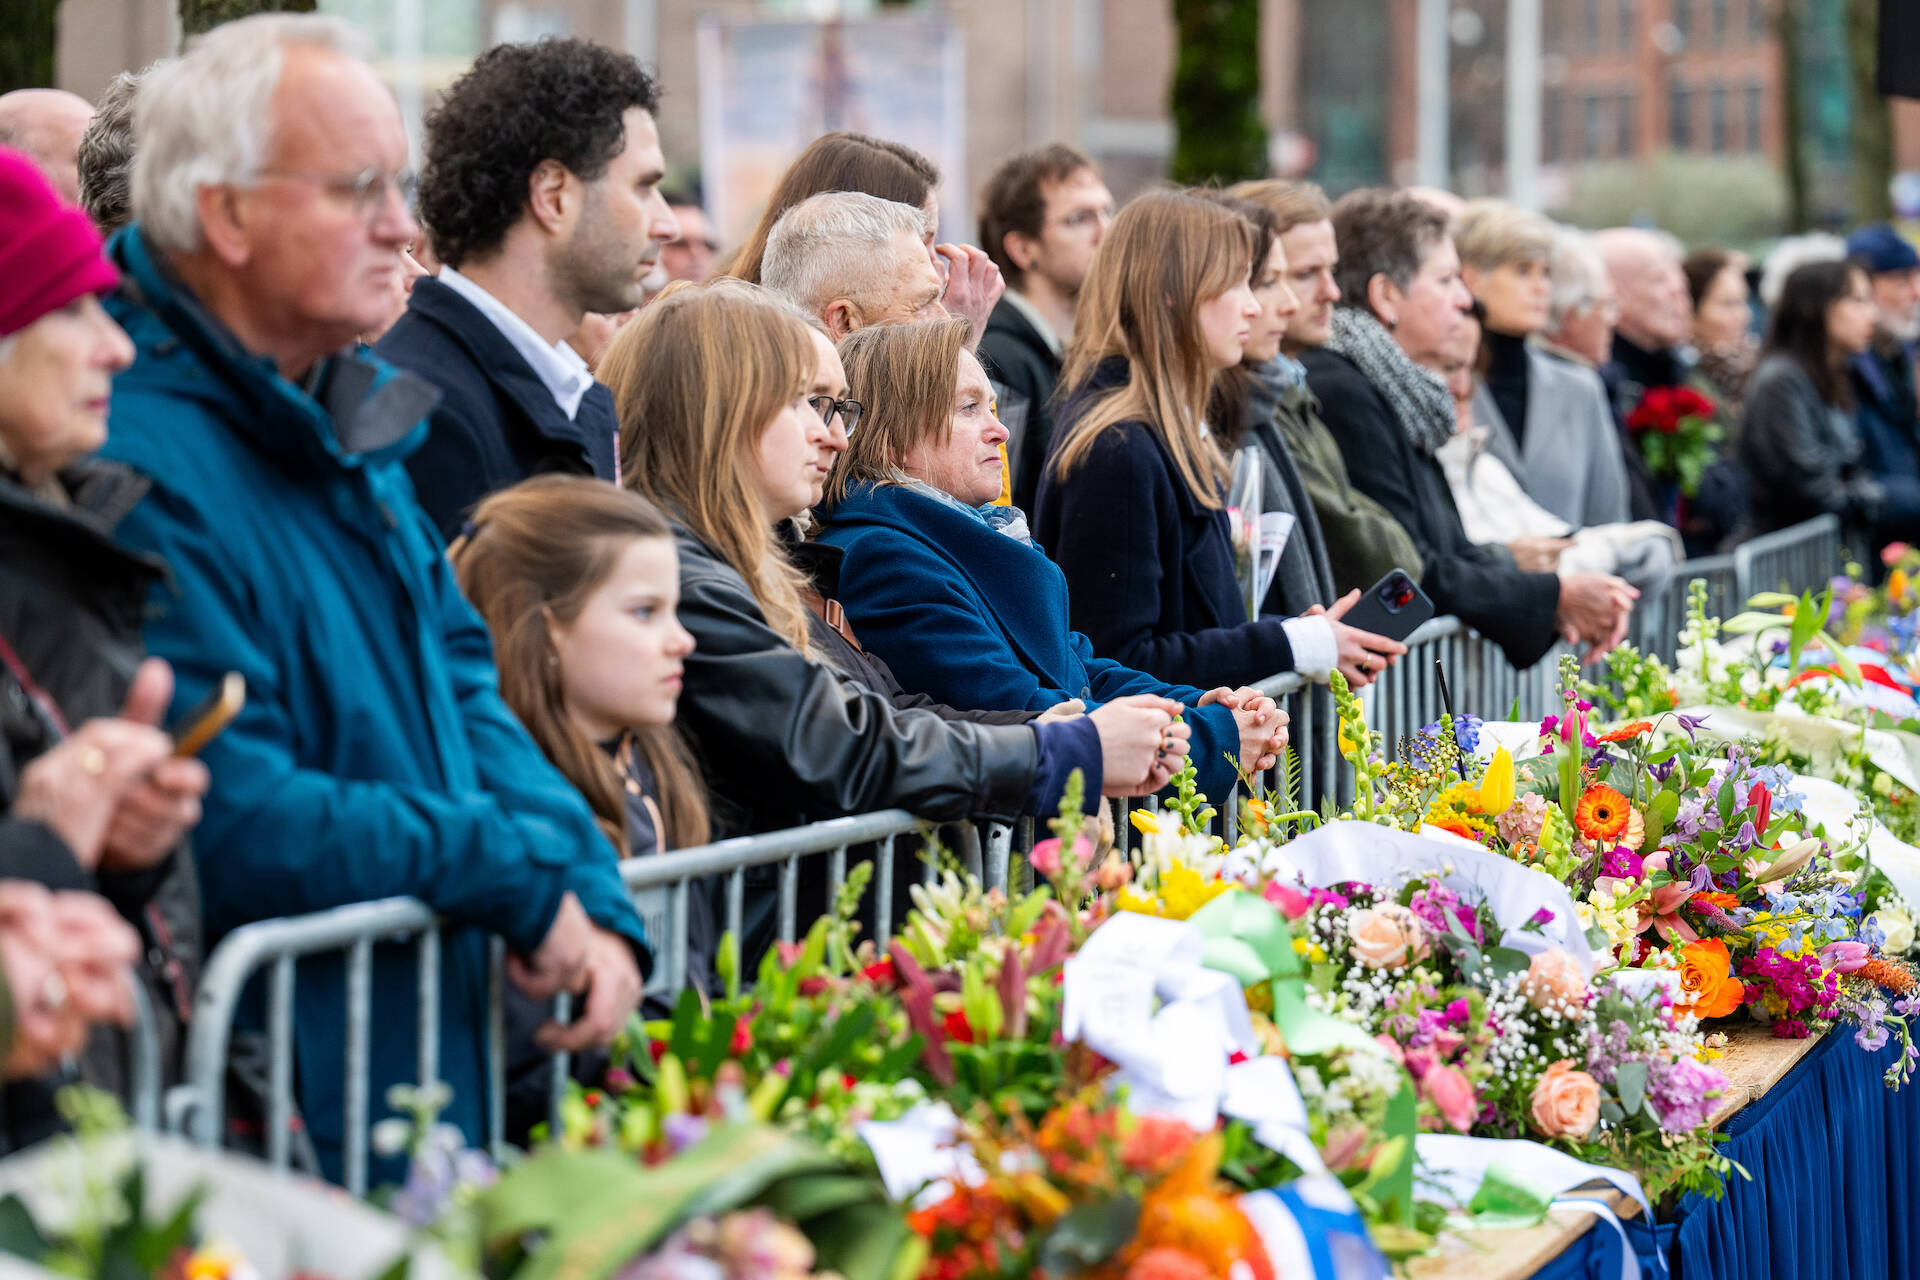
[1456,200,1632,530]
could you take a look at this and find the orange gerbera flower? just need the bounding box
[1691,892,1740,912]
[1573,785,1632,843]
[1596,720,1655,744]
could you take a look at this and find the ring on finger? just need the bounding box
[77,745,106,777]
[38,972,67,1013]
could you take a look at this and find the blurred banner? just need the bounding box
[695,12,969,248]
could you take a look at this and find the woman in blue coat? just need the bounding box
[816,318,1288,803]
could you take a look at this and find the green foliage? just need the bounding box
[1168,0,1267,186]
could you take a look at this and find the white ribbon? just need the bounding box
[1792,772,1920,910]
[1259,821,1594,974]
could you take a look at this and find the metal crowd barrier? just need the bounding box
[170,809,1014,1194]
[1733,514,1844,601]
[1627,555,1738,665]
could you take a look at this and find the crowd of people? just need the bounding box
[1,13,1918,1178]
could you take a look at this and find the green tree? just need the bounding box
[1846,0,1893,221]
[180,0,317,38]
[1169,0,1267,186]
[1775,0,1811,231]
[0,0,58,95]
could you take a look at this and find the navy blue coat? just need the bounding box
[1033,358,1297,690]
[1852,343,1920,549]
[377,277,620,539]
[100,228,647,1181]
[818,482,1245,801]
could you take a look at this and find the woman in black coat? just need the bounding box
[0,148,205,1149]
[1737,260,1883,547]
[1035,191,1399,693]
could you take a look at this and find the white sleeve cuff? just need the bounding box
[1280,615,1340,680]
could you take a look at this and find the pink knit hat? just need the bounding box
[0,146,119,337]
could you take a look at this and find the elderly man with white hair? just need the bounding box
[1537,226,1664,522]
[95,14,646,1183]
[760,190,949,338]
[0,88,93,204]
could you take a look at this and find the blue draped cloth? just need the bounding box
[1532,1030,1920,1280]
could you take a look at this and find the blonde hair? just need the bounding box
[448,475,710,854]
[1227,178,1332,236]
[828,317,972,505]
[1453,198,1556,272]
[1050,190,1256,508]
[599,279,820,656]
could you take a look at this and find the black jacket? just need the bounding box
[1301,347,1561,669]
[1035,358,1297,689]
[1738,354,1884,546]
[670,525,1093,841]
[377,277,620,539]
[1234,375,1339,619]
[0,461,202,1151]
[979,297,1064,515]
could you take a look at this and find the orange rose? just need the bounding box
[1348,903,1432,969]
[1529,1059,1601,1139]
[1674,938,1745,1019]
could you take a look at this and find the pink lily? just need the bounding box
[1643,882,1699,943]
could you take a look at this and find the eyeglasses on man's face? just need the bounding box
[255,166,419,224]
[807,394,863,437]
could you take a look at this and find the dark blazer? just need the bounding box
[1301,346,1561,669]
[1034,358,1297,690]
[1738,354,1883,546]
[979,297,1064,515]
[818,481,1244,801]
[377,277,620,538]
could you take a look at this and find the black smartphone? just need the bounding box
[170,672,245,758]
[1340,570,1436,644]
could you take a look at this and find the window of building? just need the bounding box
[1710,84,1728,151]
[1587,0,1603,52]
[1584,92,1605,158]
[1545,90,1565,162]
[1748,0,1768,40]
[1745,81,1764,151]
[1670,81,1692,150]
[1710,0,1729,45]
[1672,0,1690,42]
[1618,91,1637,157]
[1620,0,1639,50]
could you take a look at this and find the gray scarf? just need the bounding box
[1324,306,1455,457]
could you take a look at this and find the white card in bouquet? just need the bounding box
[1255,510,1295,605]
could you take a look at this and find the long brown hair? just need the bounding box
[722,132,939,284]
[598,278,821,656]
[449,475,710,854]
[1193,189,1279,448]
[1050,190,1257,508]
[827,317,973,506]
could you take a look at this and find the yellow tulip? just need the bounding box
[1475,746,1516,816]
[1130,808,1170,837]
[1892,569,1910,605]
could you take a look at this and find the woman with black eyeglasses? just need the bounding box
[784,322,1045,727]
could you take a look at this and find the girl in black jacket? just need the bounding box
[1035,191,1396,692]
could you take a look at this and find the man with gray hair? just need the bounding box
[76,69,156,233]
[1538,227,1663,522]
[761,189,947,339]
[96,13,646,1182]
[0,88,93,204]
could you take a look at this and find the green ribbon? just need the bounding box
[1462,1162,1555,1229]
[1187,892,1383,1057]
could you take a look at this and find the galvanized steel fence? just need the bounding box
[119,517,1843,1190]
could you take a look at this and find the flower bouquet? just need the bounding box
[1626,385,1721,497]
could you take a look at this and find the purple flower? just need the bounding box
[1529,906,1557,927]
[663,1112,711,1152]
[1676,712,1711,741]
[1645,1055,1728,1133]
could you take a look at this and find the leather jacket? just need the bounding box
[670,526,1088,841]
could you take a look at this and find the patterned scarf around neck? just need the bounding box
[1323,306,1455,457]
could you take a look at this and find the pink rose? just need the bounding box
[1265,881,1314,919]
[1423,1064,1478,1132]
[1883,542,1910,568]
[1028,835,1093,879]
[1523,949,1590,1011]
[1529,1059,1601,1140]
[1348,904,1432,970]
